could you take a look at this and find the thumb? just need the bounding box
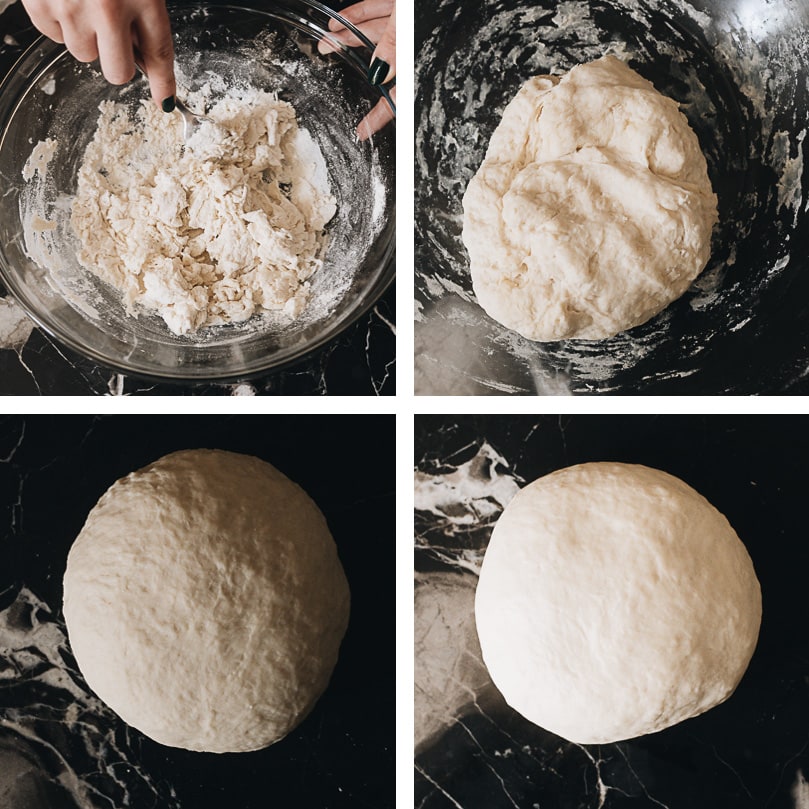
[367,15,395,86]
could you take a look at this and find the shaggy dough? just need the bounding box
[71,90,336,335]
[462,56,719,341]
[63,449,350,753]
[475,462,761,744]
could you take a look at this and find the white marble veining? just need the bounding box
[415,442,520,573]
[0,291,394,394]
[0,296,33,350]
[414,432,797,809]
[0,587,180,808]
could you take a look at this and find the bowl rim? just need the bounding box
[0,0,396,383]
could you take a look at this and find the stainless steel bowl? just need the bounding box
[0,1,395,381]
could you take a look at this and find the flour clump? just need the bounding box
[462,56,719,341]
[475,462,761,744]
[71,89,336,335]
[63,449,350,753]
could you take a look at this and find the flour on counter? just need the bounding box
[70,89,337,335]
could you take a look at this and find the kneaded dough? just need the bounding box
[63,449,350,753]
[71,90,336,335]
[475,462,761,744]
[462,56,719,341]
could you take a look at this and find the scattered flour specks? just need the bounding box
[774,129,806,226]
[21,137,57,182]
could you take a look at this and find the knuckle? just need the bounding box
[104,66,135,85]
[70,43,98,62]
[342,7,367,25]
[143,37,174,64]
[153,41,174,62]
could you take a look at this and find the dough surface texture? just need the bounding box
[71,90,336,335]
[63,449,350,753]
[462,56,718,341]
[474,462,761,744]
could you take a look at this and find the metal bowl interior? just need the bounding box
[415,0,809,394]
[0,1,395,381]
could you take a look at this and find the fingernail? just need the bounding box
[367,57,390,86]
[162,95,175,113]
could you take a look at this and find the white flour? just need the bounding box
[21,137,57,182]
[71,90,336,335]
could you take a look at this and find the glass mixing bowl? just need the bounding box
[0,1,395,381]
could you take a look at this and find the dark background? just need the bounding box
[415,415,809,808]
[0,1,395,396]
[0,415,395,808]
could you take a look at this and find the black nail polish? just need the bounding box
[367,58,390,86]
[162,95,175,113]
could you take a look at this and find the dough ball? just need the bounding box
[462,56,719,341]
[475,462,761,744]
[63,449,350,753]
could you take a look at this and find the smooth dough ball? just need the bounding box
[63,449,350,753]
[462,56,719,341]
[475,462,761,745]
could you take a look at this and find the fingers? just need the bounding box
[22,8,64,43]
[318,18,388,55]
[60,28,99,63]
[96,20,136,84]
[358,88,395,141]
[21,0,174,109]
[315,0,396,137]
[133,4,175,109]
[57,11,100,63]
[319,2,396,85]
[36,18,65,43]
[20,0,63,41]
[368,13,395,85]
[328,0,394,30]
[23,0,98,60]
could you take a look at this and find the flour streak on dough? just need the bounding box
[462,56,718,342]
[71,91,336,335]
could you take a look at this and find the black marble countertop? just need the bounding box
[0,415,394,808]
[415,415,809,808]
[0,1,395,396]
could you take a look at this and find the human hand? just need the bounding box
[21,0,176,111]
[319,0,395,140]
